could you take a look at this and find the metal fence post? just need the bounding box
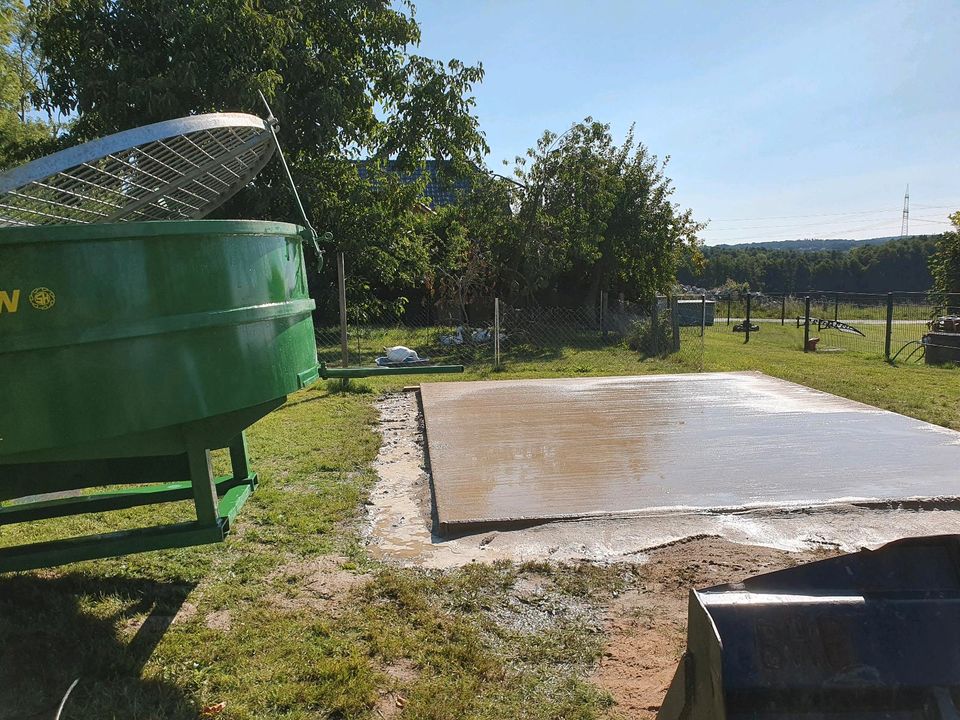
[700,294,706,372]
[834,293,839,323]
[494,297,501,369]
[726,296,731,326]
[700,294,706,338]
[337,251,349,389]
[670,295,680,352]
[744,293,752,344]
[885,292,894,361]
[803,296,811,351]
[781,295,786,326]
[651,296,660,357]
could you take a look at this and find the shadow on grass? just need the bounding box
[0,573,196,720]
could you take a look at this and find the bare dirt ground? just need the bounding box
[363,390,959,716]
[593,536,832,718]
[266,555,372,616]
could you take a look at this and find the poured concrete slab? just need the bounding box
[420,372,960,534]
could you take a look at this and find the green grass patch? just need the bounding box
[0,383,615,719]
[1,330,958,718]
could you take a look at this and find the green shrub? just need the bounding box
[625,316,673,357]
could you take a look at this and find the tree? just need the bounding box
[717,278,750,298]
[507,119,704,306]
[394,120,705,318]
[677,235,940,293]
[30,0,487,319]
[929,212,960,299]
[0,0,53,169]
[32,1,486,169]
[298,157,434,322]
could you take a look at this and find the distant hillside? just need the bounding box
[711,236,899,252]
[680,234,942,293]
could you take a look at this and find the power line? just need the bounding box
[705,212,900,233]
[703,220,897,244]
[705,216,950,243]
[709,203,956,225]
[710,207,897,222]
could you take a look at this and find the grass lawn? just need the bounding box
[1,331,957,719]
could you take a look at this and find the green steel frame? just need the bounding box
[0,362,463,574]
[0,432,256,573]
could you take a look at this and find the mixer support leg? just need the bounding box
[229,432,251,481]
[187,441,219,526]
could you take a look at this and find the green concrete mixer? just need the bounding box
[0,112,459,573]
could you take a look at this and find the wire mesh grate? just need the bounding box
[0,114,274,227]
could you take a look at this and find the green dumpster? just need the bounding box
[0,111,462,572]
[0,219,318,571]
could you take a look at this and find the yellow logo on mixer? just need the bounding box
[28,287,56,311]
[0,289,19,314]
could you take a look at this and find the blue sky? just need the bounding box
[411,0,959,244]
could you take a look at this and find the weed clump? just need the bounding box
[625,317,673,357]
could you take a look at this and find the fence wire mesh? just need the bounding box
[316,288,957,375]
[709,291,960,363]
[315,295,708,374]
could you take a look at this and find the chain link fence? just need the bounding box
[710,291,960,363]
[316,287,957,374]
[315,295,708,373]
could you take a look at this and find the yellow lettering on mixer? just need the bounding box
[0,289,20,314]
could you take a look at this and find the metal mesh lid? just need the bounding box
[0,113,275,227]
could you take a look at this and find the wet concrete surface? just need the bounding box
[419,372,960,534]
[365,391,960,569]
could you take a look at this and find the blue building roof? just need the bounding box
[358,159,472,208]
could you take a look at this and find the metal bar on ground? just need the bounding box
[0,475,252,524]
[0,522,227,574]
[319,363,464,379]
